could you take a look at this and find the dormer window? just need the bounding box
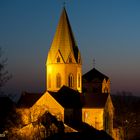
[57,56,60,63]
[69,57,72,63]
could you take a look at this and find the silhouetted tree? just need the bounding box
[112,92,140,140]
[0,47,11,94]
[39,112,64,138]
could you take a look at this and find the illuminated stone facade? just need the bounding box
[82,94,114,135]
[45,7,114,137]
[46,8,82,93]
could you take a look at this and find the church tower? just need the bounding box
[46,7,82,93]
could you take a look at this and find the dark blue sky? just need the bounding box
[0,0,140,96]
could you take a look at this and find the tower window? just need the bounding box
[56,73,61,88]
[57,56,60,63]
[68,74,74,88]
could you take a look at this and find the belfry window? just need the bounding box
[56,73,61,88]
[57,56,60,63]
[68,74,74,88]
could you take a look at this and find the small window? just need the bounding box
[57,56,60,63]
[68,74,74,88]
[69,57,72,63]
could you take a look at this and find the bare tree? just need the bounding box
[113,92,140,140]
[0,47,11,94]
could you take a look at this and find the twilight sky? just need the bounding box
[0,0,140,96]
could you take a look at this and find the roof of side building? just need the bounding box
[83,93,109,108]
[82,68,109,82]
[49,86,82,109]
[17,92,44,108]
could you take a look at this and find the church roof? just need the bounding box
[82,68,109,82]
[49,86,82,109]
[17,92,43,108]
[83,93,109,108]
[47,7,80,63]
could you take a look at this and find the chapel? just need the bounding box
[17,7,116,139]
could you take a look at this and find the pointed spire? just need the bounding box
[63,1,66,7]
[47,7,80,64]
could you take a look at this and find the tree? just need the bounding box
[0,47,11,94]
[112,92,140,140]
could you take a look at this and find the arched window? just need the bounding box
[56,73,61,88]
[68,74,74,88]
[104,87,108,93]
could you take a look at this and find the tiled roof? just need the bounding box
[17,92,43,108]
[49,86,82,108]
[83,93,109,108]
[47,7,81,63]
[82,68,109,82]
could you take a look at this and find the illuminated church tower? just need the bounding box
[46,7,82,92]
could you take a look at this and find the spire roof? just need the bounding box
[47,7,80,63]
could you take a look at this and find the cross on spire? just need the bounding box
[93,58,96,68]
[63,1,66,7]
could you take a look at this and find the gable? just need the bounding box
[31,91,64,122]
[66,51,76,63]
[54,50,65,64]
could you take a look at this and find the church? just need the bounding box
[16,7,120,139]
